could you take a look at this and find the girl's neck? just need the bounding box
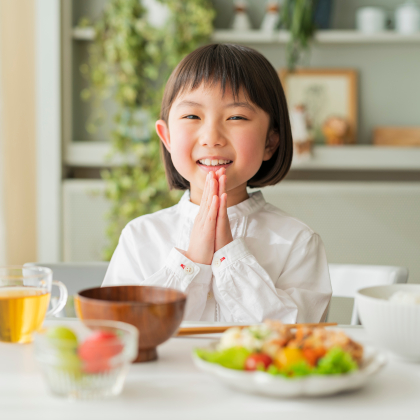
[190,182,249,207]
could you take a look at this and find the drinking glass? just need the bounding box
[0,266,68,343]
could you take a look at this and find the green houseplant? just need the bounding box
[281,0,318,70]
[81,0,215,260]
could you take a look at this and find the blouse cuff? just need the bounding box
[166,247,212,288]
[211,237,251,273]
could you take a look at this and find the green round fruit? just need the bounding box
[56,352,82,378]
[46,326,82,379]
[46,326,78,342]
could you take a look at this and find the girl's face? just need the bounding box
[156,83,279,206]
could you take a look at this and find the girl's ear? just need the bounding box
[156,120,171,153]
[263,130,280,161]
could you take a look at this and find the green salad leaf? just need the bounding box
[315,347,358,375]
[196,346,359,377]
[287,360,314,377]
[195,347,252,370]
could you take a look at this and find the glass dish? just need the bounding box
[34,319,138,400]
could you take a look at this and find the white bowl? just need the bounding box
[356,284,420,362]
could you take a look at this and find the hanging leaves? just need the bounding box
[81,0,215,260]
[281,0,317,71]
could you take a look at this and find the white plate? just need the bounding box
[193,346,387,397]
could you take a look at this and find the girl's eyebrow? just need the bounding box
[226,102,256,112]
[176,100,202,108]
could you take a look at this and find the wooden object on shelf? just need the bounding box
[373,127,420,147]
[322,116,352,145]
[280,69,358,144]
[76,285,186,363]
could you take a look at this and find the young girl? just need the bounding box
[103,44,332,323]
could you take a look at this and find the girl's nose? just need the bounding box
[199,125,226,147]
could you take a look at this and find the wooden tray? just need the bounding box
[373,127,420,146]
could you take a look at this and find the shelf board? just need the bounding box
[292,145,420,170]
[65,142,420,171]
[72,27,420,44]
[65,142,136,167]
[213,30,420,44]
[72,27,95,41]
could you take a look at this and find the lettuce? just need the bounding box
[315,347,358,375]
[195,347,252,370]
[287,360,314,377]
[195,346,358,377]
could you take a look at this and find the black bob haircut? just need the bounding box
[159,43,293,190]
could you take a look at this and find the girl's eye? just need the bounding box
[228,116,247,120]
[183,115,200,120]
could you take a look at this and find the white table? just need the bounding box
[1,325,420,420]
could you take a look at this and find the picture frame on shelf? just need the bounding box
[279,69,358,145]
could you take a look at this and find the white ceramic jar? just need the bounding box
[356,7,387,33]
[395,1,420,34]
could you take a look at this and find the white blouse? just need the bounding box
[102,190,332,323]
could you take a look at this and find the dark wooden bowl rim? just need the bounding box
[77,285,186,308]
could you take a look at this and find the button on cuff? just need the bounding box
[184,265,194,274]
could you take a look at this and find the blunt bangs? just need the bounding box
[159,43,293,191]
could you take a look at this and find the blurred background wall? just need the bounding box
[0,0,37,265]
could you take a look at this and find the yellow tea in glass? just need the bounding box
[0,266,68,343]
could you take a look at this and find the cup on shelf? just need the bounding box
[0,266,68,343]
[356,7,387,33]
[395,1,420,34]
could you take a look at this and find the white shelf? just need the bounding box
[72,27,420,44]
[65,142,420,170]
[292,145,420,170]
[72,27,95,40]
[65,142,135,167]
[213,30,420,44]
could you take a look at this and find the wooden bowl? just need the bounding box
[75,285,186,363]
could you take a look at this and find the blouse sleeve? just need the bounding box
[211,235,331,323]
[102,227,213,321]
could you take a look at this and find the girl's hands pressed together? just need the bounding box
[186,168,234,265]
[214,168,233,252]
[185,171,219,265]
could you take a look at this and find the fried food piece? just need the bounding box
[304,328,364,365]
[263,321,364,366]
[263,320,293,347]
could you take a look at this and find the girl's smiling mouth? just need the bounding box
[197,157,233,172]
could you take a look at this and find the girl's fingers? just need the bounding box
[218,174,226,198]
[202,172,213,207]
[215,167,225,182]
[205,176,218,213]
[220,193,227,220]
[206,194,219,230]
[216,192,234,252]
[200,173,210,208]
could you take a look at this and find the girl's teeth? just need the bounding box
[199,159,231,166]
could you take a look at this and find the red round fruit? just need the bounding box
[78,330,124,373]
[244,353,273,371]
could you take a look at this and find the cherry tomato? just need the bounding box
[78,331,123,373]
[274,347,305,370]
[244,353,273,371]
